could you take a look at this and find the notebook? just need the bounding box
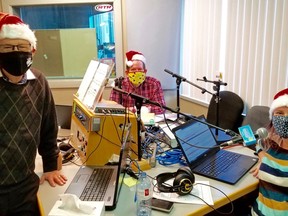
[65,123,132,210]
[172,118,258,184]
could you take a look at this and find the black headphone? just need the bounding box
[156,167,195,196]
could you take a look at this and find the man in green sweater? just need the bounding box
[0,12,67,215]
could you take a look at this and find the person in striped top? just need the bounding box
[250,88,288,216]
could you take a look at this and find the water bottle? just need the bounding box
[136,172,152,216]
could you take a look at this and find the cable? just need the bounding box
[189,182,234,215]
[152,177,234,215]
[157,148,186,166]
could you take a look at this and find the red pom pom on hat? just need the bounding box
[125,50,146,67]
[0,12,37,49]
[269,88,288,119]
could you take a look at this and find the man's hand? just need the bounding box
[40,170,67,187]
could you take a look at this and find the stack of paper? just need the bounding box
[76,60,114,110]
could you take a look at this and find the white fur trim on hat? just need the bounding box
[132,54,146,64]
[126,59,133,67]
[0,23,37,49]
[269,94,288,119]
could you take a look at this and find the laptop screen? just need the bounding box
[172,119,218,164]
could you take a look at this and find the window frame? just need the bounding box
[1,0,124,88]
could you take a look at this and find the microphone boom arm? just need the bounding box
[112,87,237,137]
[164,69,214,96]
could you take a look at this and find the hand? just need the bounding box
[40,170,67,187]
[250,159,261,178]
[250,150,265,178]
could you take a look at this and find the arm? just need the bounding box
[109,87,122,104]
[148,78,166,114]
[37,75,67,186]
[250,140,265,178]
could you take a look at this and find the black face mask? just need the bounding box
[0,51,33,76]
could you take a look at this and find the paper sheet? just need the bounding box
[48,194,105,216]
[153,180,214,205]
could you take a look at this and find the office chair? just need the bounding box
[241,105,270,150]
[207,91,244,133]
[55,105,73,129]
[241,105,270,132]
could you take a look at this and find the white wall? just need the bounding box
[125,0,182,90]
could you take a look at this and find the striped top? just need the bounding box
[252,143,288,216]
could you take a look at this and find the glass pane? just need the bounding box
[15,3,116,79]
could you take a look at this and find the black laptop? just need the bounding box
[172,118,258,184]
[65,123,131,210]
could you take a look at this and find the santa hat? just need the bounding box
[269,88,288,119]
[125,50,146,67]
[0,12,37,49]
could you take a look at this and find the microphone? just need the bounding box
[114,76,124,88]
[220,127,268,147]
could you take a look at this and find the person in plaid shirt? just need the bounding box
[110,50,166,114]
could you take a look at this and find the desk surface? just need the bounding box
[36,145,258,216]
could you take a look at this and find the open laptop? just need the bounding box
[172,118,258,184]
[65,123,132,210]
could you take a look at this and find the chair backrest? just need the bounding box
[241,105,270,132]
[207,91,244,132]
[55,105,72,129]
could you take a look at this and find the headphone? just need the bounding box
[156,167,195,196]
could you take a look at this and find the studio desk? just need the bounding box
[35,130,259,216]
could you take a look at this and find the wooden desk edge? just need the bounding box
[186,181,259,216]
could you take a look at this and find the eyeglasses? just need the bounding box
[0,44,32,52]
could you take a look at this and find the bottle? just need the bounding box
[136,172,152,216]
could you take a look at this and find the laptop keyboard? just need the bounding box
[80,168,114,201]
[196,151,241,177]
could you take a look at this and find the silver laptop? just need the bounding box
[65,123,131,210]
[172,118,258,184]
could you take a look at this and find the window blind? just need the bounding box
[181,0,288,110]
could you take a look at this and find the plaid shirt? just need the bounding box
[110,76,166,114]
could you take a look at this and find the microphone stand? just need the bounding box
[197,76,227,137]
[112,88,237,141]
[134,97,143,161]
[164,69,214,120]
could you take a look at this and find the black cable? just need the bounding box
[151,177,234,215]
[190,182,234,215]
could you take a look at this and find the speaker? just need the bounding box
[156,167,195,196]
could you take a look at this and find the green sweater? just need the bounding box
[0,68,59,186]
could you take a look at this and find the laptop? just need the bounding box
[65,123,132,210]
[172,118,258,184]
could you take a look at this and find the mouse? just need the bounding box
[58,142,73,151]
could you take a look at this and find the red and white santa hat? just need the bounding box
[269,88,288,119]
[125,50,146,67]
[0,12,37,49]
